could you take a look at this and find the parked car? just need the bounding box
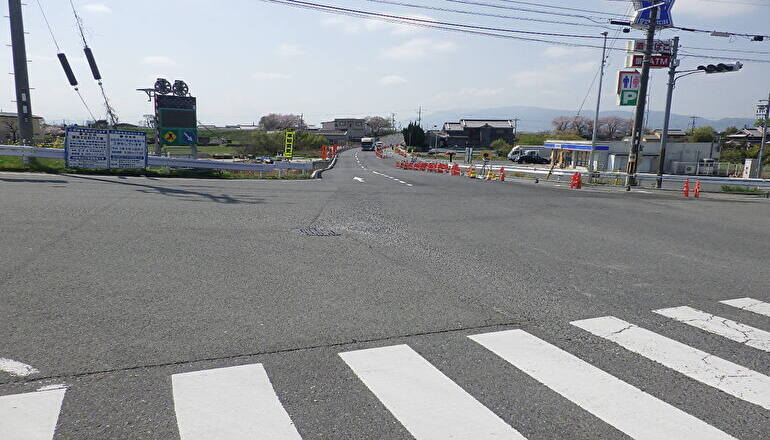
[517,155,550,165]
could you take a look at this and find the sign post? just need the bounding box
[156,94,197,158]
[617,70,641,107]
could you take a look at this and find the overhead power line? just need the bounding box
[362,0,614,29]
[260,0,770,62]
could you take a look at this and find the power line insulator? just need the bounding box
[57,53,78,87]
[83,47,102,81]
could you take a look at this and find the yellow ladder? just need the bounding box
[284,130,295,159]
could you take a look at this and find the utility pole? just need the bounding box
[758,93,769,178]
[656,36,679,189]
[8,0,34,145]
[512,118,520,141]
[590,32,609,173]
[417,106,422,128]
[625,6,658,189]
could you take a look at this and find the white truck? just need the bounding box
[361,137,375,151]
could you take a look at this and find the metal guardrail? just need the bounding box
[0,145,316,172]
[453,163,770,187]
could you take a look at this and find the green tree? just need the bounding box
[722,126,739,136]
[402,122,426,150]
[690,126,716,142]
[490,139,513,156]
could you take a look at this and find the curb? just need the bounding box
[311,155,338,179]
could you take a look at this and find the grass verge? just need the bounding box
[0,156,310,180]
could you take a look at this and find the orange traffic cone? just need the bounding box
[467,165,476,178]
[499,167,505,182]
[682,179,690,197]
[569,172,582,189]
[694,180,702,198]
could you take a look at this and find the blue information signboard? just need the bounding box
[65,126,148,170]
[632,0,676,29]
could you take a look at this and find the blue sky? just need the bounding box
[1,0,768,127]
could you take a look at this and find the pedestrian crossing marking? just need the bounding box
[654,306,770,352]
[172,364,303,440]
[571,316,770,410]
[470,330,737,440]
[720,298,770,318]
[339,344,527,440]
[0,388,66,440]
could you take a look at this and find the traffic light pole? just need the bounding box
[8,0,34,145]
[758,93,769,178]
[625,6,658,189]
[656,36,679,189]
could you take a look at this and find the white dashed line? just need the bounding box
[371,170,412,187]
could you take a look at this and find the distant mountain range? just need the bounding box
[413,105,756,133]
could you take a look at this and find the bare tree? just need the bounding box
[258,114,306,131]
[598,117,633,140]
[551,117,572,132]
[571,116,594,138]
[365,116,392,137]
[2,120,18,143]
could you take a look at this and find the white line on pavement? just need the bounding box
[339,345,527,440]
[371,170,412,187]
[571,316,770,410]
[0,358,39,377]
[172,364,303,440]
[654,306,770,352]
[470,330,736,440]
[353,177,366,183]
[720,298,770,318]
[0,389,66,440]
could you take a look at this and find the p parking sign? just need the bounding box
[619,90,639,106]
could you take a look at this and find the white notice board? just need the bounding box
[64,127,110,169]
[65,127,148,170]
[109,130,148,169]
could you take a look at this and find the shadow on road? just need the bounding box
[0,177,68,184]
[65,174,265,205]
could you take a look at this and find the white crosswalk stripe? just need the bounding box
[339,344,527,440]
[720,298,770,318]
[470,329,736,440]
[572,316,770,410]
[654,306,770,352]
[0,388,66,440]
[172,364,303,440]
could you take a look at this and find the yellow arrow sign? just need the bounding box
[163,130,177,143]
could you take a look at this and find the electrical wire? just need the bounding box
[74,88,98,122]
[362,0,614,30]
[35,0,60,52]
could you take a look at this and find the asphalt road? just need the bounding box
[0,150,768,439]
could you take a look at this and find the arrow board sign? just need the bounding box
[632,0,676,29]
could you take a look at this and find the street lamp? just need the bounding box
[656,38,743,188]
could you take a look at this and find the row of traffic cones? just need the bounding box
[682,179,702,198]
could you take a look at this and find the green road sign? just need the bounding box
[619,90,639,107]
[157,95,197,146]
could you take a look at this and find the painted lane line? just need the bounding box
[353,177,366,183]
[0,358,39,377]
[470,330,736,440]
[654,306,770,352]
[0,389,66,440]
[720,298,770,318]
[172,364,303,440]
[571,316,770,410]
[339,345,527,440]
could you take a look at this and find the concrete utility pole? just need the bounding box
[8,0,34,145]
[512,118,520,141]
[590,32,609,173]
[758,93,769,178]
[417,106,422,128]
[656,36,680,189]
[625,6,658,189]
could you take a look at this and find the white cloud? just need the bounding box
[321,16,361,34]
[383,38,457,60]
[543,46,592,59]
[673,0,755,18]
[253,72,292,80]
[433,88,503,101]
[380,75,407,85]
[276,43,304,57]
[82,3,112,14]
[321,15,433,36]
[141,56,176,66]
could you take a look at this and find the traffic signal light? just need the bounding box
[697,62,743,73]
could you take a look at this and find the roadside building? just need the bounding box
[726,127,767,147]
[543,139,721,174]
[310,129,348,145]
[321,118,368,141]
[431,119,516,149]
[0,112,44,143]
